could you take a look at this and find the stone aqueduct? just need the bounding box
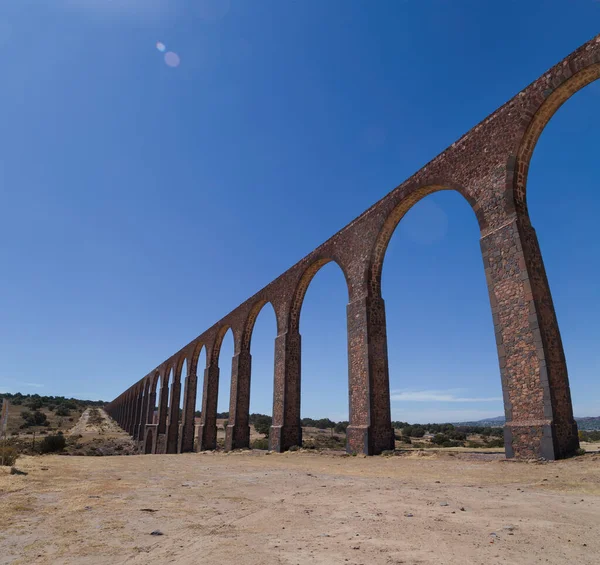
[106,36,600,460]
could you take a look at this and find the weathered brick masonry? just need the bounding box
[106,36,600,460]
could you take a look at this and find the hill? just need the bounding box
[0,392,105,437]
[453,415,600,431]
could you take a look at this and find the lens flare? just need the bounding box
[156,42,166,52]
[164,51,181,68]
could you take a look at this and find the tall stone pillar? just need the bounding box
[133,390,143,440]
[157,382,169,435]
[179,372,198,453]
[197,364,220,451]
[166,379,182,454]
[269,330,302,452]
[346,294,395,455]
[225,350,252,451]
[125,394,134,435]
[146,391,157,429]
[136,389,149,441]
[481,214,579,460]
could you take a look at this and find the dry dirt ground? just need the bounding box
[2,435,600,565]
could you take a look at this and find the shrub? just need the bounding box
[314,418,336,430]
[485,438,505,448]
[254,415,272,437]
[55,406,70,417]
[39,434,66,454]
[27,398,44,410]
[579,430,600,442]
[0,446,19,466]
[288,445,299,452]
[334,421,349,434]
[440,440,463,448]
[251,438,269,450]
[431,433,450,446]
[403,425,425,438]
[20,410,47,427]
[392,421,409,429]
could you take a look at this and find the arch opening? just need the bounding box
[513,64,600,216]
[216,327,234,446]
[194,345,207,418]
[246,301,277,446]
[526,79,600,448]
[150,371,160,424]
[381,190,503,452]
[298,261,350,450]
[289,258,351,333]
[370,184,478,297]
[178,359,188,426]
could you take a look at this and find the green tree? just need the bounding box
[334,421,349,433]
[27,398,44,410]
[55,406,70,417]
[20,410,47,427]
[315,418,336,430]
[254,415,272,437]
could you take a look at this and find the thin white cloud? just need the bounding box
[390,389,502,403]
[0,379,44,390]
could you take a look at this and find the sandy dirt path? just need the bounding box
[1,446,599,565]
[68,408,132,441]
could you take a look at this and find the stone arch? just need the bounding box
[153,367,164,391]
[150,370,161,396]
[164,365,174,387]
[289,257,352,333]
[175,354,188,381]
[369,184,478,297]
[212,324,235,363]
[190,341,207,375]
[510,62,600,215]
[241,299,278,351]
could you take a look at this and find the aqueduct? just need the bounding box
[105,35,600,460]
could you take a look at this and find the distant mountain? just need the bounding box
[452,416,506,427]
[453,415,600,431]
[575,417,600,431]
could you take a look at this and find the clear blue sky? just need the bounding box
[1,1,598,424]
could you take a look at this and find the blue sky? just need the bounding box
[0,1,598,424]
